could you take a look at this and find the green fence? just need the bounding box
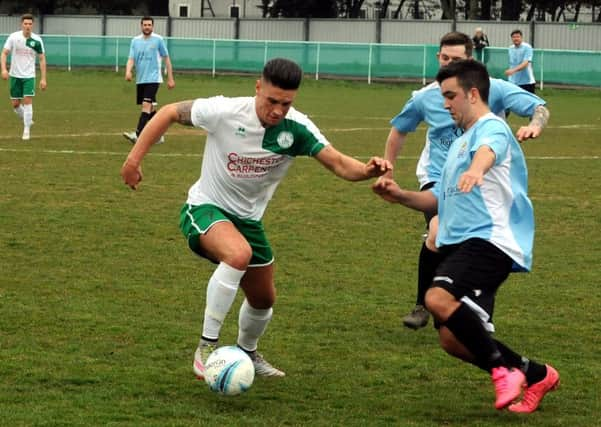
[6,34,601,87]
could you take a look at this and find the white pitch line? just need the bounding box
[0,147,599,160]
[0,122,600,141]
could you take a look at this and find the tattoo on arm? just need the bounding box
[530,105,549,129]
[176,101,193,126]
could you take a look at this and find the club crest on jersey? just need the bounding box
[276,131,294,149]
[457,140,469,158]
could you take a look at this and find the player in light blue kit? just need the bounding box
[123,16,175,144]
[505,29,536,93]
[373,59,559,413]
[379,32,549,330]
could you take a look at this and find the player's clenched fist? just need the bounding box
[121,159,143,190]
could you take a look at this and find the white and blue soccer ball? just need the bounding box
[204,346,255,396]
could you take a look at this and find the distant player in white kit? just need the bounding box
[1,13,47,141]
[121,58,392,378]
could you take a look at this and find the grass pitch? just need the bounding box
[1,69,600,426]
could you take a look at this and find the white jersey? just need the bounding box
[188,96,329,220]
[3,31,45,78]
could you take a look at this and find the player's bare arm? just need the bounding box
[175,101,194,125]
[124,58,134,81]
[315,145,391,181]
[39,53,47,89]
[372,177,437,213]
[376,128,407,186]
[1,48,9,79]
[458,146,496,193]
[121,101,192,190]
[516,105,549,141]
[164,56,175,89]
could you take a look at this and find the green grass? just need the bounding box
[1,69,600,426]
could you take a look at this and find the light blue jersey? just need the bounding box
[390,78,544,188]
[432,113,534,272]
[128,33,169,84]
[508,42,535,86]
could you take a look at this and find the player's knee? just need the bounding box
[224,245,253,271]
[424,286,452,319]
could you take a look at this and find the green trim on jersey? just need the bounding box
[9,76,35,98]
[26,37,44,54]
[179,203,274,267]
[262,118,326,156]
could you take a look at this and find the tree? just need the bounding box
[391,0,407,18]
[337,0,366,18]
[467,0,479,19]
[481,0,492,19]
[439,0,456,19]
[258,0,270,18]
[269,0,338,17]
[501,0,522,20]
[5,0,145,15]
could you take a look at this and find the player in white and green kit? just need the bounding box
[121,58,393,379]
[1,14,47,140]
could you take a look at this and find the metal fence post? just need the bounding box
[540,49,544,90]
[68,35,71,71]
[212,39,216,78]
[368,43,373,84]
[315,42,320,81]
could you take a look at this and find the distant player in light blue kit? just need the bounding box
[378,32,549,331]
[373,59,559,413]
[123,16,175,144]
[505,29,536,93]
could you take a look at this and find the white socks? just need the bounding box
[14,105,24,119]
[237,299,273,352]
[201,262,245,342]
[23,104,33,128]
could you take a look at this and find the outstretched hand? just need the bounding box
[121,159,143,190]
[457,169,483,193]
[515,124,542,142]
[364,157,393,178]
[372,176,403,203]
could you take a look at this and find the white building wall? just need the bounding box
[309,19,376,43]
[169,0,265,18]
[239,18,304,41]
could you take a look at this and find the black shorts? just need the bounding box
[433,238,513,332]
[519,83,536,94]
[136,83,160,105]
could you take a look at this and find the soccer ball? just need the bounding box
[204,346,255,396]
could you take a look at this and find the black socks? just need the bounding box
[416,243,443,305]
[444,303,505,371]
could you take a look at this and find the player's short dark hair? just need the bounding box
[141,16,154,24]
[439,32,473,57]
[21,13,34,22]
[436,59,490,104]
[262,58,303,90]
[511,29,523,36]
